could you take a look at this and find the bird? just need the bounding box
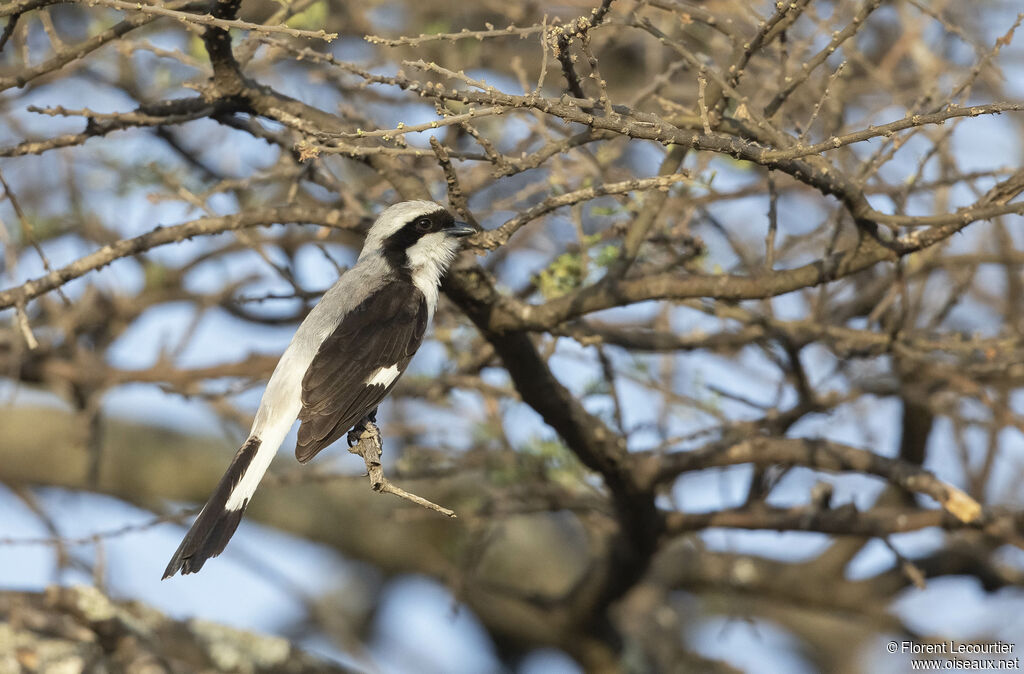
[162,200,474,578]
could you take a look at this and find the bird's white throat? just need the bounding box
[405,231,460,317]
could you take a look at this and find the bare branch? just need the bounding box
[347,421,457,518]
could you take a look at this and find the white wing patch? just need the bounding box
[366,363,402,387]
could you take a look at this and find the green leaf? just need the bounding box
[422,19,452,35]
[595,244,619,268]
[285,0,327,29]
[143,261,171,290]
[534,252,584,299]
[187,34,206,60]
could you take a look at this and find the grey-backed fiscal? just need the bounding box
[163,201,474,578]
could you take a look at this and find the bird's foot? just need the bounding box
[347,409,380,449]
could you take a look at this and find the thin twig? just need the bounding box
[429,136,476,227]
[348,421,457,518]
[366,23,543,47]
[86,0,337,42]
[14,300,38,349]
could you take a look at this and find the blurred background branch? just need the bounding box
[1,0,1022,671]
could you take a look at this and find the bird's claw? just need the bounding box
[347,409,379,449]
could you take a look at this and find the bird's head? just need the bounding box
[359,201,475,281]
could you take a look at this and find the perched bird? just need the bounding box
[163,201,474,578]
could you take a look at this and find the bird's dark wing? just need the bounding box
[295,282,427,463]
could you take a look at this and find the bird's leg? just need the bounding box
[347,407,379,448]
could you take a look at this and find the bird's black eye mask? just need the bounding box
[382,209,454,270]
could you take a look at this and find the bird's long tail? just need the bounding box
[162,416,292,578]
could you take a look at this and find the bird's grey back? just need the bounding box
[293,253,392,349]
[251,253,392,434]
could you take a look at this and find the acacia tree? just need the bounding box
[1,0,1023,671]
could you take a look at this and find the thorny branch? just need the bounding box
[347,420,457,518]
[1,0,1023,670]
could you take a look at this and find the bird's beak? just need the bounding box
[445,221,476,238]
